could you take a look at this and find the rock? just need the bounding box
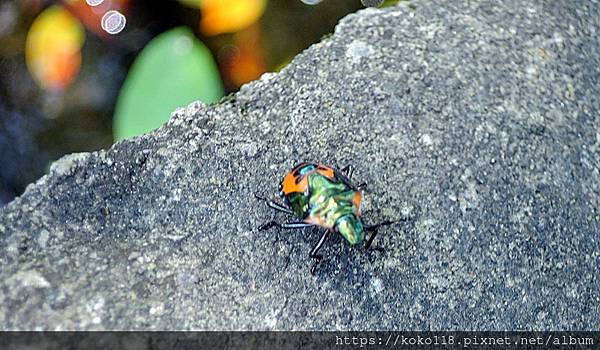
[1,0,599,330]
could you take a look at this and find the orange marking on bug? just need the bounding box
[352,191,362,216]
[281,163,335,195]
[315,165,335,180]
[281,169,308,195]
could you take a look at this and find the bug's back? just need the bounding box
[280,163,362,231]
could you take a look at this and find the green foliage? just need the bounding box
[113,27,224,141]
[381,0,402,7]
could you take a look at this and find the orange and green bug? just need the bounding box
[256,162,392,274]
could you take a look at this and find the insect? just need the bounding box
[256,162,393,274]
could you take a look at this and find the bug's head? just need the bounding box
[336,215,364,245]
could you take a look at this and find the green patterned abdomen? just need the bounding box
[308,175,355,226]
[284,172,364,244]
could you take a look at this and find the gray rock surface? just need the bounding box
[1,0,599,330]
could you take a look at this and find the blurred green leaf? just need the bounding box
[113,27,224,141]
[381,0,402,7]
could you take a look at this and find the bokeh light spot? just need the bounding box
[101,10,126,34]
[85,0,105,6]
[300,0,323,5]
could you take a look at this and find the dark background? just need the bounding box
[0,0,367,205]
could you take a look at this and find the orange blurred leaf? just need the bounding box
[200,0,266,36]
[227,25,266,86]
[25,5,85,90]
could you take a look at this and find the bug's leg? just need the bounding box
[363,220,394,250]
[258,221,279,231]
[258,221,313,231]
[254,194,294,215]
[364,229,379,250]
[309,229,331,275]
[355,182,367,190]
[282,222,314,229]
[340,165,354,179]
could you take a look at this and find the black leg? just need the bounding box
[340,164,354,179]
[282,222,314,229]
[365,230,379,250]
[258,220,313,231]
[258,221,278,231]
[255,194,294,215]
[309,229,331,274]
[363,220,394,250]
[340,165,368,191]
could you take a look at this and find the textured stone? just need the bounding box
[1,0,599,330]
